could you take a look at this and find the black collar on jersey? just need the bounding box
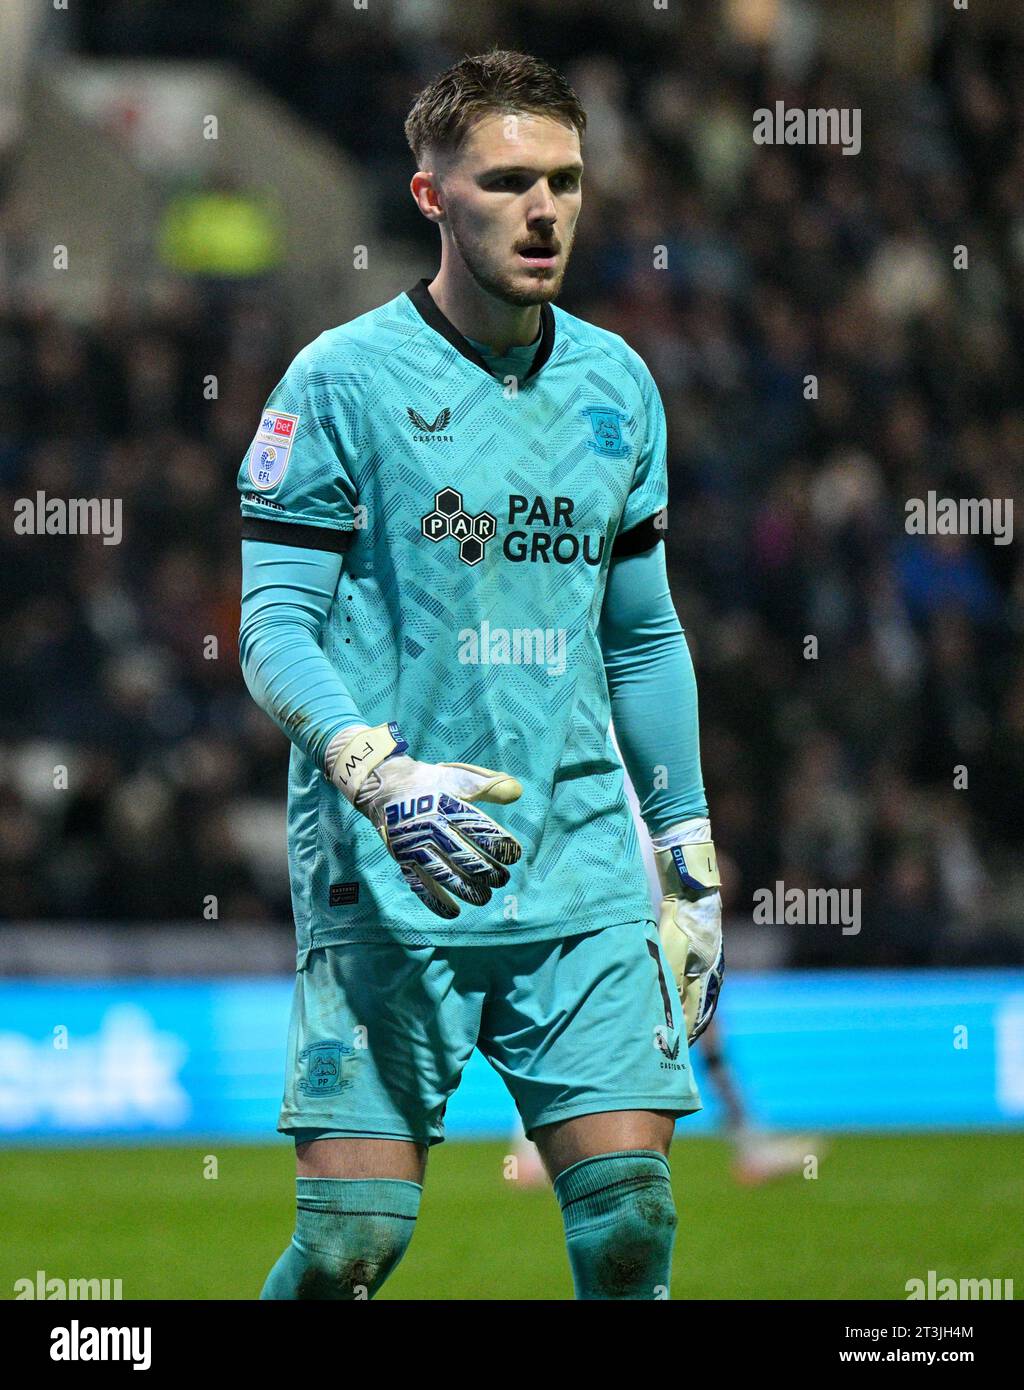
[406,278,555,382]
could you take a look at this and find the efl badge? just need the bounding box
[248,409,299,490]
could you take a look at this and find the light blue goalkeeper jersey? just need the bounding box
[238,280,670,957]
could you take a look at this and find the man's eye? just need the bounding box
[489,173,579,192]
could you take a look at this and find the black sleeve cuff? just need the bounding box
[611,513,664,559]
[240,517,355,554]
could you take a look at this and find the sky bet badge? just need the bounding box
[297,1039,357,1097]
[248,409,299,489]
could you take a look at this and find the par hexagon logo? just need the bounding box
[421,487,496,566]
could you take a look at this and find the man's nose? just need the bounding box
[528,186,558,222]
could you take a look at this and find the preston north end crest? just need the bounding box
[580,405,631,459]
[297,1039,357,1097]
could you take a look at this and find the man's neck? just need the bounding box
[427,267,542,354]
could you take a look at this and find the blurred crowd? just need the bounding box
[1,2,1022,963]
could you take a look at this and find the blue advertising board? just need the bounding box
[0,971,1021,1143]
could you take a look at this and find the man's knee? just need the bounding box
[553,1150,677,1300]
[262,1178,421,1300]
[292,1212,416,1298]
[584,1179,677,1297]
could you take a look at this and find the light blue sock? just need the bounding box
[553,1150,677,1300]
[260,1177,421,1300]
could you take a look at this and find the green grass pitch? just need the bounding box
[2,1134,1020,1300]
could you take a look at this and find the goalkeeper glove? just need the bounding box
[652,817,724,1044]
[326,722,523,920]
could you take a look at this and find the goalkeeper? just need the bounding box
[238,49,721,1302]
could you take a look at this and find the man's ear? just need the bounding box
[410,170,445,223]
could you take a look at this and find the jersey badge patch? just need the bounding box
[248,410,299,489]
[580,405,631,459]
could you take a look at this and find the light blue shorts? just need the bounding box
[278,920,701,1145]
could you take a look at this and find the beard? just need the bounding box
[446,205,570,306]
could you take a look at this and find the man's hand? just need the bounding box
[327,722,522,919]
[652,818,724,1043]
